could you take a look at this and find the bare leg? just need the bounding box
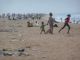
[50,27,53,34]
[66,24,70,34]
[43,30,45,34]
[40,30,45,34]
[59,23,66,33]
[40,30,42,34]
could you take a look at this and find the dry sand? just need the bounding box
[0,18,80,60]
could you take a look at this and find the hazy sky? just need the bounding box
[0,0,80,14]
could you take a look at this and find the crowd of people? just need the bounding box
[0,13,44,20]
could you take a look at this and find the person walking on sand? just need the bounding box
[40,21,46,34]
[46,12,55,34]
[59,14,71,34]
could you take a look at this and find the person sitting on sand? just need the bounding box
[40,21,46,34]
[46,12,55,34]
[27,21,33,27]
[58,14,71,34]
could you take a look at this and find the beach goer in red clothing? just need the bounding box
[59,14,71,34]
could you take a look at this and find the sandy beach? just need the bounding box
[0,18,80,60]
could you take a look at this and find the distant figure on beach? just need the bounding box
[35,21,39,27]
[59,14,71,34]
[8,15,11,20]
[40,21,46,34]
[46,12,55,34]
[27,21,33,27]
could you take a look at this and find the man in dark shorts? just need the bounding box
[59,14,71,34]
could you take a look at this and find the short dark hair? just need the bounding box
[49,12,53,16]
[42,21,44,24]
[67,14,71,17]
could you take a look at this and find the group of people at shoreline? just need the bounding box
[40,13,71,34]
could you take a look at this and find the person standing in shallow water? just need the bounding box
[59,14,71,34]
[46,13,55,34]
